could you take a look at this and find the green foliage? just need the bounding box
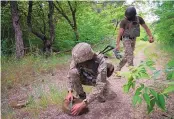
[133,86,166,113]
[1,38,15,55]
[154,1,174,44]
[2,1,126,55]
[121,60,168,114]
[165,60,174,80]
[1,53,71,89]
[163,85,174,94]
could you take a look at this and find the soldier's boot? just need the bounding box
[79,92,86,100]
[107,63,114,77]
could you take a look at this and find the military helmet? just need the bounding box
[72,42,94,64]
[125,6,137,19]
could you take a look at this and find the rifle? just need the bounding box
[99,45,122,60]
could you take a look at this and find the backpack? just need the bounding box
[123,16,140,38]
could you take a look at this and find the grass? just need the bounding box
[1,38,112,90]
[1,52,71,118]
[134,40,148,55]
[1,53,71,89]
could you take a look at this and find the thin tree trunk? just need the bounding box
[48,1,55,43]
[68,1,79,41]
[73,27,79,41]
[27,1,52,54]
[10,1,24,59]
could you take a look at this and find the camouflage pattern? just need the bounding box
[67,43,112,104]
[123,16,140,38]
[116,37,136,71]
[72,42,94,64]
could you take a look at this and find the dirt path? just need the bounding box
[2,43,174,119]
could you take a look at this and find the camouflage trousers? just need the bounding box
[74,78,109,98]
[68,68,110,100]
[116,38,136,71]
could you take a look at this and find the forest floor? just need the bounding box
[1,41,174,119]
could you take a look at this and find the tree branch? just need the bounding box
[68,1,74,12]
[54,2,73,28]
[27,1,46,41]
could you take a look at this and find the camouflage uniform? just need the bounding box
[116,16,144,71]
[116,37,136,71]
[67,43,113,104]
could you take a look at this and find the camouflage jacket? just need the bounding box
[67,53,107,104]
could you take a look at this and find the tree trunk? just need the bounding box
[10,1,24,59]
[27,1,54,55]
[73,27,79,41]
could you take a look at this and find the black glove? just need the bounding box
[113,49,122,59]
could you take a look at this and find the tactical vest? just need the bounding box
[123,16,140,38]
[76,56,99,85]
[76,55,114,85]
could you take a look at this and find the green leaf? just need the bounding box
[163,81,174,85]
[121,72,131,79]
[146,60,155,67]
[135,86,144,95]
[132,81,135,89]
[143,93,151,106]
[147,98,156,114]
[123,84,130,93]
[150,89,158,98]
[132,95,142,106]
[144,87,149,93]
[140,72,149,79]
[156,94,166,111]
[128,75,133,82]
[132,95,139,106]
[137,97,142,105]
[162,85,174,94]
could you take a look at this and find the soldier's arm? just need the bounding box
[67,61,77,92]
[116,28,124,50]
[141,24,153,40]
[86,55,107,104]
[67,68,80,92]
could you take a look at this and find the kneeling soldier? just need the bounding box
[66,42,114,115]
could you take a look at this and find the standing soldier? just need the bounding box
[116,6,154,72]
[66,42,114,115]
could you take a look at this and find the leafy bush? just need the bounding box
[121,60,170,114]
[154,1,174,44]
[165,60,174,80]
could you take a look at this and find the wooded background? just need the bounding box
[3,1,173,58]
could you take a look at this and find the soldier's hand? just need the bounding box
[66,92,73,101]
[149,36,154,43]
[71,101,86,115]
